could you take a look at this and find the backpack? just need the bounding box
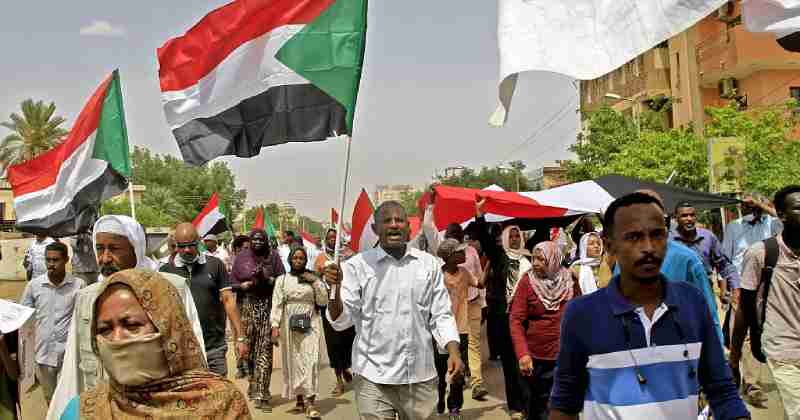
[750,237,779,364]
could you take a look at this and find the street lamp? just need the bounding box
[605,92,640,139]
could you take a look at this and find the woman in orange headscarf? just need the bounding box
[61,269,251,419]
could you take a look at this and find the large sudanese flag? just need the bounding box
[158,0,368,166]
[8,70,131,237]
[193,193,228,238]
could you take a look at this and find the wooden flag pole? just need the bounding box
[331,134,353,300]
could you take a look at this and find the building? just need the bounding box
[374,184,415,205]
[529,162,569,191]
[580,1,800,133]
[0,179,16,231]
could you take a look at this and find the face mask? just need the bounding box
[179,252,198,265]
[97,333,170,386]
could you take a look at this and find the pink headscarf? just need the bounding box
[529,241,575,311]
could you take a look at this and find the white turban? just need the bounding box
[93,215,159,273]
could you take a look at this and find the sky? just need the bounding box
[0,1,578,221]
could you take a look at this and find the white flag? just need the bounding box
[492,0,727,126]
[743,0,800,52]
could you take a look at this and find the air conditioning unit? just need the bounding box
[718,78,738,99]
[717,2,736,23]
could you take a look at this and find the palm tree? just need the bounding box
[0,99,69,169]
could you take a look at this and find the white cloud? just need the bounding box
[79,20,127,37]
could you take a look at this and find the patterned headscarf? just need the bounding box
[81,269,250,419]
[529,241,575,311]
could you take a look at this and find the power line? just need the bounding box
[497,96,578,165]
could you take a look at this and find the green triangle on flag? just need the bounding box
[276,0,367,133]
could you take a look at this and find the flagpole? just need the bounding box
[331,134,353,301]
[128,181,136,220]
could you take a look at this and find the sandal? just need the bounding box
[306,404,321,419]
[289,401,305,414]
[331,383,345,397]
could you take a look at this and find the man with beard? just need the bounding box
[550,193,749,420]
[670,202,740,296]
[732,186,800,418]
[161,223,248,377]
[324,201,463,420]
[46,215,205,420]
[230,229,284,411]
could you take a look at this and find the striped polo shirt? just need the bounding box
[550,276,749,420]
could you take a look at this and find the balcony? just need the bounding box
[698,24,800,87]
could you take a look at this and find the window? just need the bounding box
[790,87,800,111]
[0,203,6,222]
[621,64,627,85]
[634,56,641,77]
[674,52,681,90]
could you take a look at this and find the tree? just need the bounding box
[0,99,69,169]
[399,190,424,216]
[565,102,800,197]
[434,160,530,192]
[101,146,248,229]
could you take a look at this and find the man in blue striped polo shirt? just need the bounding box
[549,193,749,420]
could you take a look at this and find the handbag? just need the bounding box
[285,272,317,333]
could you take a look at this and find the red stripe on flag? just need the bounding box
[349,189,373,252]
[431,185,568,230]
[301,231,318,246]
[254,207,265,230]
[192,192,220,227]
[8,73,114,197]
[158,0,336,92]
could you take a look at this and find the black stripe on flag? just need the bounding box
[16,168,128,237]
[174,84,347,166]
[778,31,800,52]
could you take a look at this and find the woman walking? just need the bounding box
[473,199,531,419]
[232,229,284,412]
[271,247,329,419]
[313,229,355,396]
[510,241,581,420]
[570,232,613,294]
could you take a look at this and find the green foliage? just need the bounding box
[566,103,800,197]
[399,190,424,216]
[0,99,69,169]
[101,146,247,229]
[705,104,800,197]
[434,160,530,192]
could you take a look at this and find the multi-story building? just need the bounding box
[374,184,415,205]
[529,162,569,191]
[580,1,800,133]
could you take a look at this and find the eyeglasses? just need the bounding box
[175,241,198,249]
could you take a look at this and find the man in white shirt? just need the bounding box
[325,201,464,420]
[203,233,231,271]
[23,234,54,280]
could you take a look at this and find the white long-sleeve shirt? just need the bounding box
[327,246,459,385]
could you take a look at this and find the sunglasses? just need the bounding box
[176,240,199,249]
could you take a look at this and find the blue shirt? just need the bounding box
[550,276,749,420]
[721,215,782,275]
[615,241,723,346]
[669,227,740,289]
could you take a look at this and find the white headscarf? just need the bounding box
[572,232,603,295]
[93,215,159,280]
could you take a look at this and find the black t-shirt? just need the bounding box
[160,255,230,351]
